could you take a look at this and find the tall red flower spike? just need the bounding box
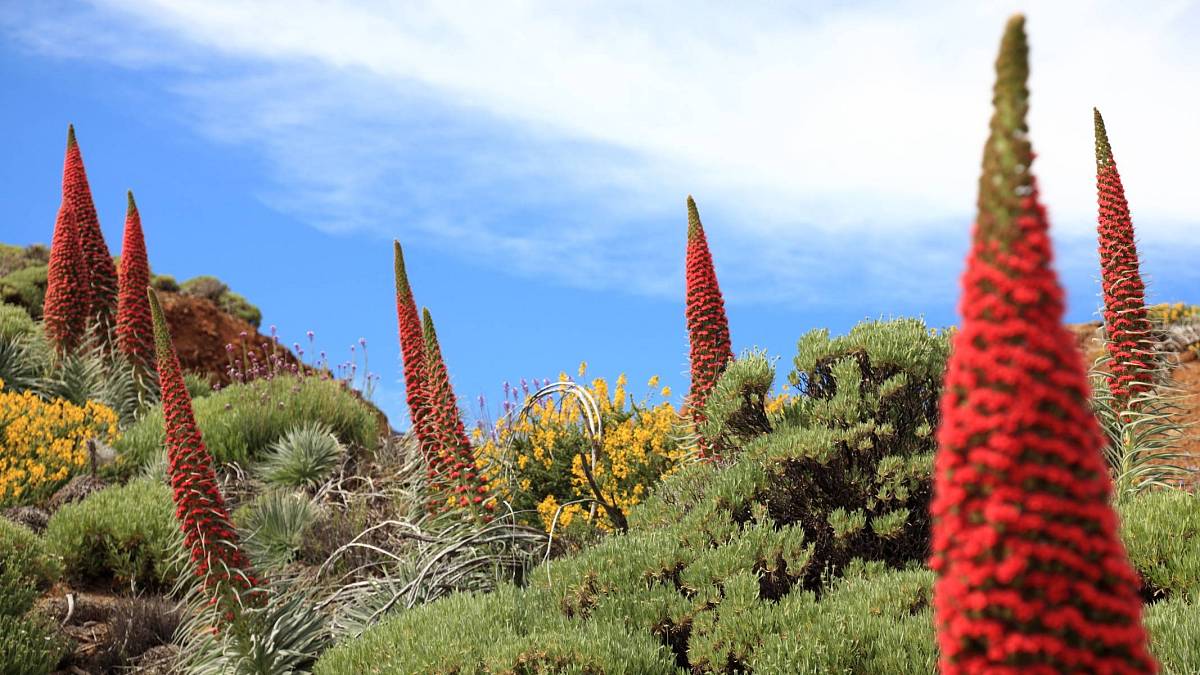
[930,16,1154,674]
[116,192,155,371]
[149,289,266,621]
[1095,108,1154,411]
[394,241,432,450]
[421,308,492,515]
[685,196,734,459]
[43,129,91,353]
[62,125,118,334]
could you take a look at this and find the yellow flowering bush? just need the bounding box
[1149,302,1200,325]
[476,366,683,535]
[0,379,120,506]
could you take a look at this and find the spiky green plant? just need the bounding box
[179,587,331,675]
[236,491,318,571]
[0,332,48,394]
[43,330,155,424]
[1092,354,1194,500]
[258,422,345,489]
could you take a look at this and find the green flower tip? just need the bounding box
[67,124,77,148]
[421,307,441,355]
[127,190,138,216]
[1094,107,1114,168]
[394,240,411,297]
[686,195,703,240]
[147,286,170,351]
[975,13,1033,246]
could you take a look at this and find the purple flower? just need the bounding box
[306,330,315,342]
[269,325,277,336]
[225,344,234,353]
[358,337,367,348]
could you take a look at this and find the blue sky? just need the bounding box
[2,1,1198,428]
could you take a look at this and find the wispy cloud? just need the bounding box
[5,0,1198,306]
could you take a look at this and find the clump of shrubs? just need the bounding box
[0,263,47,318]
[43,478,183,590]
[0,519,66,675]
[116,374,378,469]
[1119,490,1200,601]
[180,275,263,328]
[708,318,948,589]
[316,318,950,673]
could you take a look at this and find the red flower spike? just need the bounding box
[931,16,1154,674]
[43,130,91,353]
[685,196,734,460]
[116,192,155,371]
[421,307,491,516]
[394,241,434,451]
[63,125,118,334]
[149,288,266,622]
[1094,109,1154,412]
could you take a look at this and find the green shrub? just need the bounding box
[151,274,180,292]
[1145,598,1200,674]
[234,490,317,570]
[223,291,262,328]
[314,585,678,674]
[0,613,66,675]
[259,422,345,489]
[184,372,214,399]
[704,318,948,589]
[0,264,47,318]
[180,275,229,301]
[1,519,67,675]
[44,479,182,590]
[180,276,262,328]
[116,375,379,470]
[0,244,34,277]
[0,519,61,617]
[0,303,35,340]
[1119,490,1200,601]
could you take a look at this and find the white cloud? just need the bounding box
[6,0,1198,304]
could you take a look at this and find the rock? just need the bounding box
[129,645,179,675]
[2,505,49,533]
[47,475,108,512]
[159,291,299,387]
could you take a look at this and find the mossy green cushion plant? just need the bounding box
[314,585,680,674]
[0,520,66,675]
[0,519,61,617]
[44,478,183,590]
[116,374,378,470]
[1119,490,1200,601]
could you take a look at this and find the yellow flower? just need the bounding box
[660,386,671,398]
[0,383,120,507]
[647,375,660,388]
[577,361,588,378]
